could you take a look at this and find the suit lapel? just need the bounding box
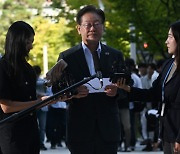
[165,67,178,84]
[163,59,175,85]
[73,43,113,78]
[100,44,112,76]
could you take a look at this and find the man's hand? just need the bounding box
[104,84,118,97]
[73,85,89,99]
[174,142,180,153]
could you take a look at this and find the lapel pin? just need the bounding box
[105,52,110,55]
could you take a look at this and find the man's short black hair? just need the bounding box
[156,59,165,69]
[125,58,135,67]
[138,63,147,68]
[76,5,105,25]
[148,63,157,70]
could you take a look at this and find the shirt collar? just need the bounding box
[82,41,101,55]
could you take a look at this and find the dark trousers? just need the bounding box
[0,116,40,154]
[37,110,47,146]
[68,126,118,154]
[130,109,136,147]
[46,107,66,146]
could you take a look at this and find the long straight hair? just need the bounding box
[4,21,35,76]
[170,20,180,71]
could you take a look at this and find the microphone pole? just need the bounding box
[0,74,97,126]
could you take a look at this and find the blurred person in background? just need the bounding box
[33,65,49,151]
[46,100,67,149]
[156,59,166,73]
[138,63,147,77]
[125,58,142,151]
[139,63,159,151]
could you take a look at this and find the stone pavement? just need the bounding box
[40,142,163,154]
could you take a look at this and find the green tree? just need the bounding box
[51,0,137,59]
[52,0,180,63]
[0,0,44,55]
[0,0,72,74]
[105,0,180,62]
[52,0,101,47]
[30,16,71,73]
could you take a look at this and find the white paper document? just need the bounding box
[84,78,112,93]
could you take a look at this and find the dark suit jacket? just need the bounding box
[130,58,180,143]
[57,43,124,143]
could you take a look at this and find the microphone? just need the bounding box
[96,71,103,88]
[91,50,103,88]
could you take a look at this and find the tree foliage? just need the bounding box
[1,0,180,67]
[107,0,180,62]
[30,16,71,71]
[52,0,180,63]
[0,0,30,55]
[0,0,44,55]
[0,0,71,74]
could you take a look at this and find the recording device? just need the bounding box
[111,72,128,83]
[0,72,97,125]
[53,67,78,97]
[109,61,133,86]
[45,58,104,97]
[44,59,76,97]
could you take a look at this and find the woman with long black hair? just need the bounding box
[0,21,48,154]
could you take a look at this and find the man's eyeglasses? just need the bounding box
[81,23,102,29]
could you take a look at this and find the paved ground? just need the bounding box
[40,142,163,154]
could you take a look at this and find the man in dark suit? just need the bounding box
[51,5,124,154]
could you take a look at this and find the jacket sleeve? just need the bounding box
[129,74,162,103]
[174,85,180,143]
[128,59,174,103]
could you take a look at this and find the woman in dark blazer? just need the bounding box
[118,20,180,154]
[0,21,50,154]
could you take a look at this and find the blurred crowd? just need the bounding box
[117,58,165,152]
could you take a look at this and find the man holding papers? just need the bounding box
[51,5,125,154]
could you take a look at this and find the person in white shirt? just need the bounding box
[139,63,159,151]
